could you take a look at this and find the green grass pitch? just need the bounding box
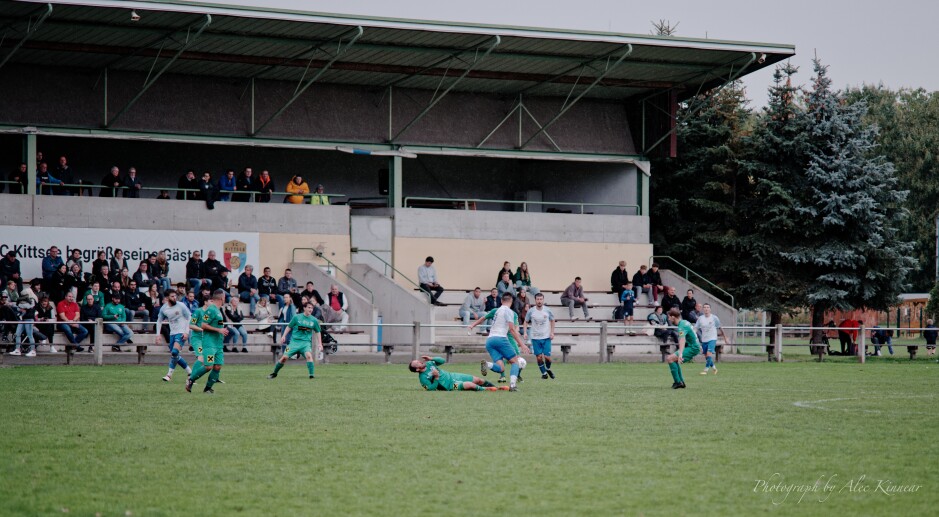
[1,360,937,516]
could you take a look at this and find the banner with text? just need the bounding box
[0,226,260,283]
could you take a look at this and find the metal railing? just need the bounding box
[290,248,374,305]
[650,255,735,309]
[351,248,431,302]
[403,196,640,215]
[21,182,345,203]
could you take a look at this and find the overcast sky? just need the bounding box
[214,0,937,108]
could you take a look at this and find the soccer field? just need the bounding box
[1,360,936,516]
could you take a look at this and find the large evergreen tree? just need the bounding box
[785,60,915,340]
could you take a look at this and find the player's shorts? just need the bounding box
[192,344,205,361]
[202,345,224,366]
[285,343,312,357]
[449,372,476,390]
[168,333,185,352]
[531,338,552,356]
[702,340,717,354]
[680,346,700,363]
[486,336,517,362]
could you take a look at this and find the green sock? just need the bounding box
[668,362,679,382]
[189,362,206,381]
[205,369,220,389]
[676,363,685,383]
[273,362,284,375]
[306,361,315,376]
[475,385,485,391]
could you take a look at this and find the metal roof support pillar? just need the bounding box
[0,3,52,72]
[251,26,364,136]
[105,14,212,128]
[388,155,403,209]
[519,45,632,149]
[24,132,36,196]
[391,36,501,142]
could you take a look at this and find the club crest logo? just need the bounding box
[223,240,247,273]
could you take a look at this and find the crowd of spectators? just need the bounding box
[3,153,334,207]
[0,246,351,356]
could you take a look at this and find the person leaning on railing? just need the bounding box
[285,175,309,204]
[176,170,199,200]
[256,170,275,202]
[8,163,28,194]
[100,166,123,197]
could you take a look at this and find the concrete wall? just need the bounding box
[287,262,378,343]
[1,64,636,154]
[347,263,434,346]
[660,269,737,346]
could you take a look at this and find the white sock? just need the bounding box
[186,366,192,374]
[486,362,494,369]
[166,368,173,376]
[510,375,517,387]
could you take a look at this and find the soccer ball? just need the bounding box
[518,357,527,369]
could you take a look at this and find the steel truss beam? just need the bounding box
[519,44,633,149]
[251,26,364,136]
[476,95,561,151]
[381,36,498,90]
[0,3,52,72]
[105,14,212,128]
[390,36,500,143]
[641,52,756,155]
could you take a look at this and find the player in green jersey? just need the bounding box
[184,306,206,392]
[269,301,323,379]
[409,356,506,391]
[184,290,229,394]
[666,307,701,389]
[468,307,528,383]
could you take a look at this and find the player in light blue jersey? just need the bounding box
[525,293,556,379]
[694,303,726,375]
[155,290,192,382]
[468,292,528,391]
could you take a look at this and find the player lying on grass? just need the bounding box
[409,356,508,391]
[665,307,701,389]
[269,301,323,380]
[467,293,529,389]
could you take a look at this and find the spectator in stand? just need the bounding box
[648,263,665,305]
[133,261,154,293]
[56,291,89,350]
[110,249,128,275]
[156,190,171,200]
[460,287,486,326]
[47,263,69,302]
[125,280,151,332]
[687,303,702,325]
[55,156,77,195]
[513,288,531,325]
[514,262,540,296]
[80,293,101,351]
[561,276,590,321]
[660,287,681,315]
[107,280,127,316]
[122,167,142,198]
[611,261,630,300]
[924,319,937,356]
[274,294,296,343]
[176,170,198,200]
[285,175,309,204]
[34,295,59,354]
[103,292,133,351]
[620,282,636,327]
[277,268,298,305]
[417,256,444,306]
[8,163,28,194]
[4,280,20,305]
[495,261,515,287]
[203,250,224,289]
[66,249,83,273]
[186,251,207,292]
[310,184,330,205]
[42,246,64,281]
[216,268,232,302]
[91,251,108,282]
[647,305,678,345]
[84,281,105,308]
[218,169,236,202]
[483,287,500,333]
[871,324,893,357]
[199,171,217,209]
[181,289,199,312]
[680,289,698,321]
[323,284,350,332]
[117,267,132,290]
[154,251,171,292]
[256,169,274,203]
[100,166,123,197]
[496,272,514,298]
[65,263,85,298]
[254,296,277,337]
[1,250,23,292]
[94,265,113,290]
[300,281,325,306]
[36,162,61,195]
[145,283,164,322]
[258,266,281,306]
[235,167,257,202]
[223,297,248,353]
[238,265,260,316]
[632,265,652,304]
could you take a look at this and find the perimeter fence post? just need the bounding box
[411,321,421,360]
[857,323,866,363]
[599,322,608,363]
[94,318,104,366]
[774,324,783,363]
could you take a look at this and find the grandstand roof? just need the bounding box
[2,0,794,101]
